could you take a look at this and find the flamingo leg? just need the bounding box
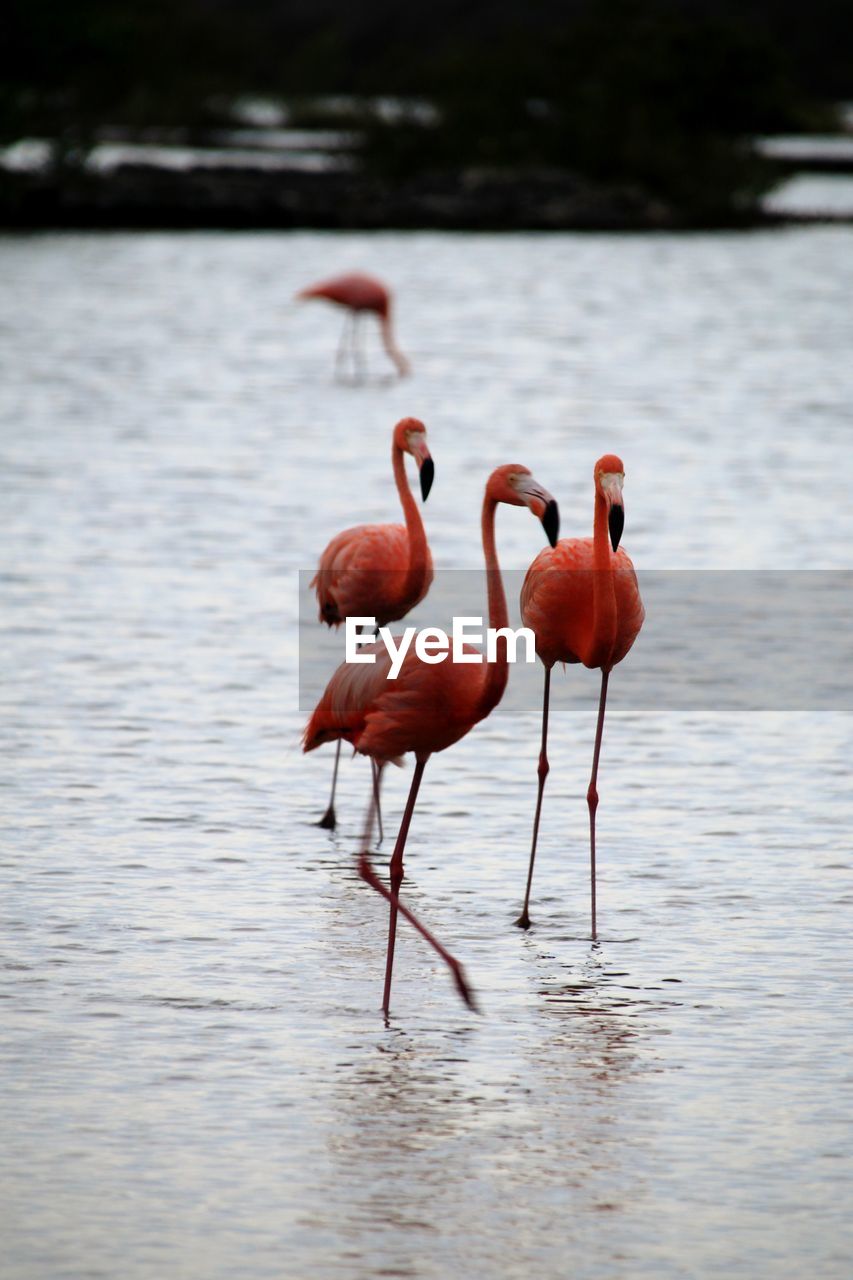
[515,665,551,929]
[371,758,384,844]
[357,758,478,1015]
[318,739,341,829]
[354,312,367,383]
[587,668,610,941]
[335,310,353,381]
[381,758,424,1014]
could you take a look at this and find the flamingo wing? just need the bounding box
[610,549,645,665]
[521,538,595,667]
[304,640,493,764]
[312,523,433,626]
[303,642,395,752]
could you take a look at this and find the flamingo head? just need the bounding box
[487,465,560,547]
[595,454,625,552]
[394,417,434,500]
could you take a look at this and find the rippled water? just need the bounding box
[2,229,852,1279]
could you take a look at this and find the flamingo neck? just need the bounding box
[393,443,428,601]
[381,313,409,377]
[592,490,617,669]
[474,495,510,720]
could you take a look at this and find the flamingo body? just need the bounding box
[297,272,409,378]
[312,523,433,628]
[298,272,390,315]
[311,417,434,630]
[304,464,560,1013]
[521,539,644,671]
[516,454,644,936]
[305,641,502,764]
[309,416,434,830]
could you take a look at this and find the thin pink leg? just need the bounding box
[371,758,384,844]
[335,309,356,382]
[357,757,477,1014]
[318,739,341,829]
[516,665,552,929]
[587,669,610,941]
[354,312,367,383]
[381,758,424,1013]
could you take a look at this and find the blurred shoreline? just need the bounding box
[6,3,853,233]
[4,100,853,233]
[3,159,853,232]
[0,161,687,231]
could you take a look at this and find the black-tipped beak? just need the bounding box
[608,503,624,553]
[419,456,434,501]
[541,499,560,548]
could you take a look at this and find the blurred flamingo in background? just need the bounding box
[304,464,559,1015]
[311,417,435,833]
[517,454,644,938]
[296,271,410,380]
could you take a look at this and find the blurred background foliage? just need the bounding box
[2,0,851,220]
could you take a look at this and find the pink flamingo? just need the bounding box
[296,272,410,380]
[304,465,559,1014]
[517,454,644,937]
[311,417,434,832]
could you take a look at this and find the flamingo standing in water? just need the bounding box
[517,454,644,937]
[311,417,435,832]
[296,272,410,381]
[304,465,559,1014]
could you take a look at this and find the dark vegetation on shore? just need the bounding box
[2,0,851,229]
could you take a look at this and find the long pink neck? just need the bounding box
[393,443,428,601]
[474,495,510,721]
[381,314,409,377]
[592,490,617,669]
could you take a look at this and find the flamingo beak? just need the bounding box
[608,503,624,552]
[600,473,625,552]
[409,434,434,500]
[542,499,560,548]
[516,476,560,546]
[419,455,434,501]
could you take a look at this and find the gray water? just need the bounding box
[2,229,852,1280]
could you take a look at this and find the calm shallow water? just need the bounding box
[1,229,852,1279]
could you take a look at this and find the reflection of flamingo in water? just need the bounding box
[304,464,559,1015]
[296,272,410,381]
[517,454,644,938]
[311,417,434,836]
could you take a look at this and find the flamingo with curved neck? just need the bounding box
[311,416,435,833]
[296,272,410,380]
[304,464,559,1014]
[313,416,434,631]
[518,453,645,936]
